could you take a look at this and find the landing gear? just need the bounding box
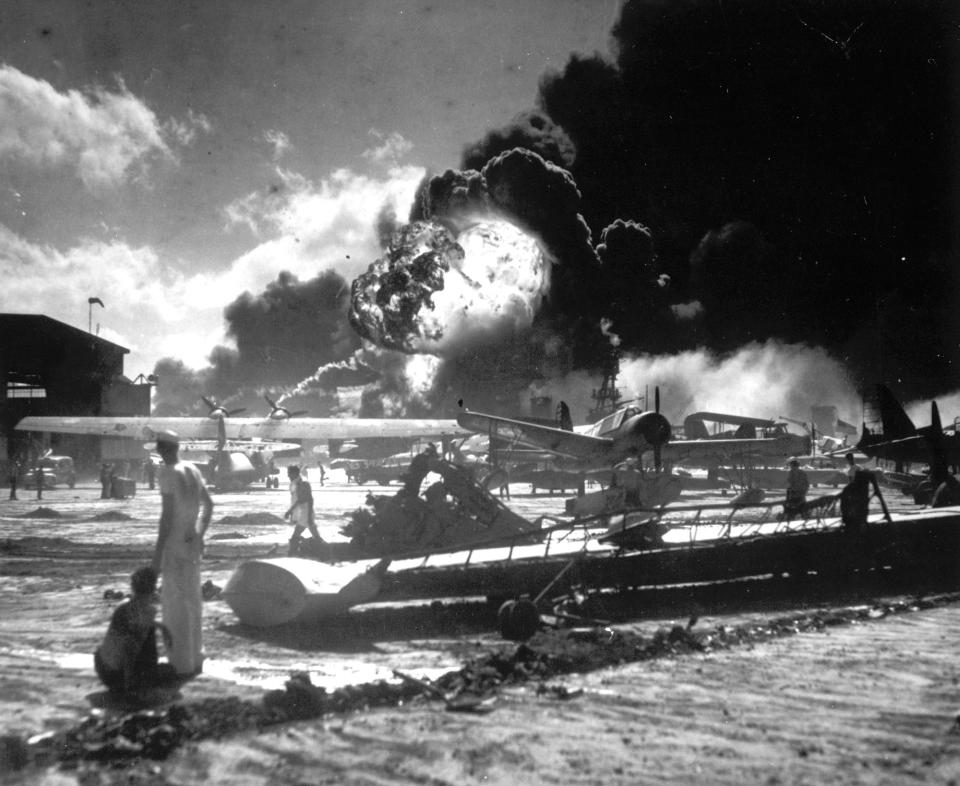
[497,599,540,641]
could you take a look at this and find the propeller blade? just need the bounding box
[202,396,217,411]
[290,410,309,418]
[264,394,278,409]
[226,408,246,416]
[655,386,660,414]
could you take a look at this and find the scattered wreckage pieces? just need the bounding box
[6,592,958,773]
[341,457,539,557]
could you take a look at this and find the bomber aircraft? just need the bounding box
[16,398,469,491]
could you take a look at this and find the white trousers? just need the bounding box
[161,553,203,675]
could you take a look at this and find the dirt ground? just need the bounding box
[1,473,959,785]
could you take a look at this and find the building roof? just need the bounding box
[0,314,128,354]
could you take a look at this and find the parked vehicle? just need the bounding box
[21,455,76,489]
[21,467,60,489]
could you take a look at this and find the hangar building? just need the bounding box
[0,314,153,479]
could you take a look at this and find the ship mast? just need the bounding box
[588,346,623,423]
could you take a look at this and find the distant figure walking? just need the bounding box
[34,465,43,500]
[94,566,172,695]
[784,459,810,519]
[144,459,156,490]
[152,430,213,678]
[317,462,326,487]
[284,465,323,555]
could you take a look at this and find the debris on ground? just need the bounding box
[88,512,133,522]
[216,513,284,528]
[19,507,62,519]
[5,591,959,775]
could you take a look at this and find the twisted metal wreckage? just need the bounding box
[222,451,960,631]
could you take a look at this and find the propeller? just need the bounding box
[203,396,246,418]
[633,386,670,472]
[265,395,308,419]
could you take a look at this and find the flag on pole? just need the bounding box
[88,297,104,307]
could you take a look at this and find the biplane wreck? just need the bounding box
[221,453,960,629]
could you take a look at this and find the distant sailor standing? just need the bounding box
[844,452,858,480]
[784,459,810,518]
[151,429,213,677]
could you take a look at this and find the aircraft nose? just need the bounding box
[634,411,672,447]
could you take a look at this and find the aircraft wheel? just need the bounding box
[498,599,540,641]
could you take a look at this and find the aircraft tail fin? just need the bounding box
[869,384,916,440]
[557,401,573,432]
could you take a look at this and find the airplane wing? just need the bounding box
[152,439,303,454]
[663,435,809,464]
[456,410,613,460]
[16,416,468,441]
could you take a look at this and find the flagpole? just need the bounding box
[87,297,103,333]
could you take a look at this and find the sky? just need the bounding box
[0,0,620,377]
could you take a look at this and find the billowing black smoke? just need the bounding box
[457,0,960,400]
[153,270,359,415]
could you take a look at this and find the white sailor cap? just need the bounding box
[155,429,180,447]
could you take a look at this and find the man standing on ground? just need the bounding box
[844,452,859,481]
[839,455,888,537]
[784,459,810,519]
[100,462,114,499]
[284,464,323,555]
[8,461,18,500]
[151,430,213,678]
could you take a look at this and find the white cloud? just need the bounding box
[264,129,291,160]
[0,162,425,373]
[166,108,213,147]
[223,163,425,283]
[0,65,206,191]
[362,130,413,166]
[0,224,222,373]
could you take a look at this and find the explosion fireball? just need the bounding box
[349,218,548,358]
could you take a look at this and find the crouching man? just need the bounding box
[94,566,173,695]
